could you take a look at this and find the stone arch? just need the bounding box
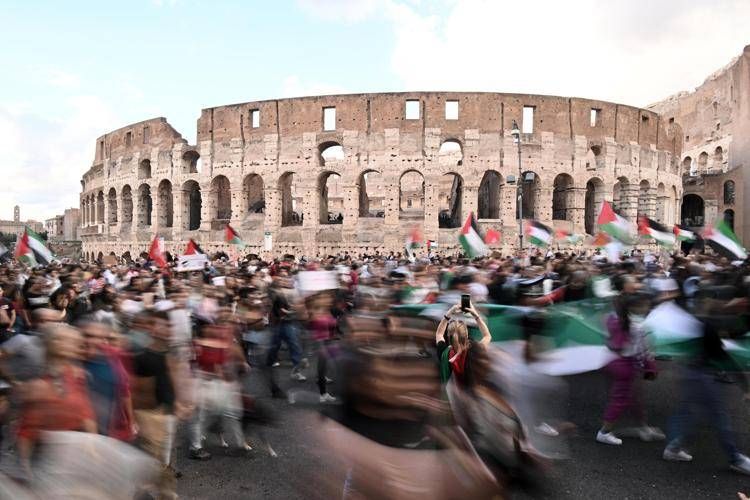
[697,151,708,172]
[682,156,693,175]
[211,175,232,221]
[182,150,201,174]
[138,159,152,180]
[724,180,735,205]
[714,146,724,168]
[319,171,343,224]
[724,209,735,232]
[121,185,133,224]
[552,173,574,221]
[438,139,463,167]
[157,179,173,228]
[97,251,104,262]
[107,188,118,224]
[584,145,603,170]
[518,171,539,220]
[613,176,629,214]
[399,170,425,218]
[637,180,651,217]
[182,180,202,230]
[279,172,301,227]
[478,170,502,220]
[319,142,344,167]
[439,172,463,228]
[243,174,264,214]
[137,184,152,227]
[96,191,104,223]
[358,170,384,217]
[584,177,604,235]
[681,194,704,227]
[655,183,666,223]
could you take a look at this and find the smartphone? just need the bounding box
[461,294,471,311]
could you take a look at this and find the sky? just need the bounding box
[1,0,749,222]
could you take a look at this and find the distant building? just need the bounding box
[0,206,43,237]
[45,208,81,241]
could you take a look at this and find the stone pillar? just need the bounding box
[535,186,553,224]
[230,187,244,226]
[423,175,440,244]
[173,189,185,231]
[620,184,639,221]
[199,182,212,231]
[570,187,587,232]
[463,185,478,223]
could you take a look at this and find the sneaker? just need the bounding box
[319,393,337,404]
[663,447,693,462]
[535,422,560,437]
[188,447,212,460]
[730,454,750,475]
[271,362,280,367]
[291,370,307,381]
[325,376,334,384]
[596,430,622,445]
[637,426,666,442]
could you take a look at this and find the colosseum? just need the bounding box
[79,92,684,260]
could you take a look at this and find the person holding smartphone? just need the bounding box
[434,297,491,385]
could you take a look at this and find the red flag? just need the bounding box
[484,228,501,245]
[14,230,33,263]
[148,236,167,268]
[597,200,617,226]
[225,224,244,246]
[184,238,204,255]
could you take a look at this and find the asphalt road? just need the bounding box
[175,360,750,500]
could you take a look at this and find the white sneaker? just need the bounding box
[319,393,337,404]
[596,430,622,445]
[271,362,280,367]
[535,422,560,437]
[663,447,693,462]
[291,370,307,381]
[730,454,750,475]
[637,426,666,442]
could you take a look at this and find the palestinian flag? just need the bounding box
[148,235,167,268]
[587,232,612,248]
[484,228,501,245]
[597,201,635,244]
[638,216,676,247]
[673,225,696,242]
[458,213,488,258]
[184,238,205,255]
[14,227,53,265]
[524,220,553,247]
[555,229,583,245]
[703,219,747,260]
[405,227,422,260]
[225,224,244,247]
[426,239,436,252]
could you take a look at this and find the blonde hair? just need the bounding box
[446,320,469,351]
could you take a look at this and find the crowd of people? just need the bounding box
[0,245,748,498]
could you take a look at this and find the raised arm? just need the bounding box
[467,302,491,345]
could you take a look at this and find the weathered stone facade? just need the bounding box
[649,45,750,245]
[79,93,683,259]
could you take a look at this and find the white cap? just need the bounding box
[652,278,679,293]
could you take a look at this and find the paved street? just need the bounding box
[175,361,750,499]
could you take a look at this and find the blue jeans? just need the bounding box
[266,322,302,368]
[666,366,740,462]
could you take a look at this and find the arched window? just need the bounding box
[682,156,693,175]
[439,173,463,228]
[211,175,232,220]
[158,180,173,228]
[107,188,118,224]
[681,194,705,227]
[137,184,152,227]
[138,159,152,180]
[724,209,735,232]
[638,180,651,216]
[697,152,708,172]
[243,174,264,214]
[585,178,604,235]
[279,172,301,227]
[714,146,724,167]
[552,174,574,221]
[478,170,502,220]
[319,172,343,224]
[613,177,629,214]
[399,170,425,219]
[319,142,344,167]
[182,180,201,230]
[182,151,201,174]
[518,171,539,220]
[358,170,384,218]
[438,139,463,167]
[121,185,133,224]
[96,191,104,223]
[724,180,735,205]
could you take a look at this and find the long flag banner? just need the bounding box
[148,235,167,268]
[225,224,245,247]
[597,201,635,244]
[638,216,676,247]
[184,238,205,255]
[525,220,553,247]
[14,227,53,266]
[458,212,488,258]
[673,225,697,242]
[703,219,747,260]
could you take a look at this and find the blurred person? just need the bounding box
[266,272,305,381]
[596,291,664,445]
[306,292,337,403]
[434,300,491,385]
[0,286,16,342]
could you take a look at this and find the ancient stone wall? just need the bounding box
[80,93,682,259]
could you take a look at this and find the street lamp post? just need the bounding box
[511,120,523,250]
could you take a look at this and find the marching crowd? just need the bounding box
[0,245,748,498]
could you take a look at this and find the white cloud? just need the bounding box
[279,75,349,98]
[47,69,81,89]
[0,96,120,223]
[296,0,381,23]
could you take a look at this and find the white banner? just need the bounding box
[176,253,208,272]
